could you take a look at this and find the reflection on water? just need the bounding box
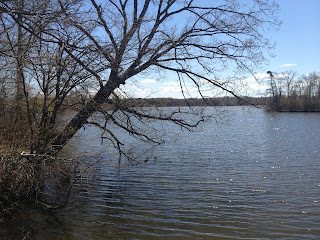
[1,107,320,239]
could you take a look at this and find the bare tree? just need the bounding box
[279,70,298,110]
[266,70,279,110]
[0,0,33,148]
[1,0,105,152]
[280,70,298,98]
[301,72,320,111]
[1,0,280,155]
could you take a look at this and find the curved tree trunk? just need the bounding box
[41,75,122,155]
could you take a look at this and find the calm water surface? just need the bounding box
[1,107,320,239]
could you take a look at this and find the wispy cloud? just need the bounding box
[158,86,198,94]
[158,86,182,93]
[140,78,157,83]
[121,84,153,97]
[281,63,297,67]
[163,81,178,86]
[244,73,269,83]
[243,73,270,92]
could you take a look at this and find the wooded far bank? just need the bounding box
[101,95,320,111]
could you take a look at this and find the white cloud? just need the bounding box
[120,84,153,97]
[248,82,268,91]
[158,86,182,93]
[244,73,269,83]
[140,78,157,83]
[136,88,152,94]
[281,64,297,67]
[158,86,199,94]
[163,81,178,86]
[242,73,270,93]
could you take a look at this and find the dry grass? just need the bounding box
[0,153,75,215]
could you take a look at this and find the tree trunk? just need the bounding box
[15,0,25,119]
[41,75,122,155]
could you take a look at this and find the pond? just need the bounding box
[1,106,320,239]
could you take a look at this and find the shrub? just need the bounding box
[0,153,74,214]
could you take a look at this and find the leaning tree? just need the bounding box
[0,0,280,156]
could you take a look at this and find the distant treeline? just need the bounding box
[106,96,268,108]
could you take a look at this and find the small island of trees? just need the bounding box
[265,70,320,112]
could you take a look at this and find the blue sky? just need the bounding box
[123,0,320,98]
[265,0,320,74]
